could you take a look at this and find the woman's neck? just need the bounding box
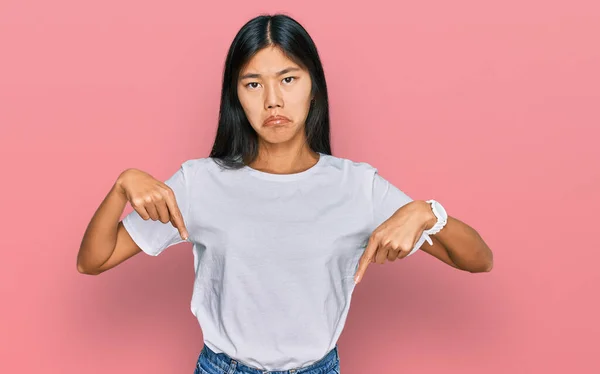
[249,145,320,175]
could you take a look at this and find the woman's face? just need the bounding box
[237,46,313,146]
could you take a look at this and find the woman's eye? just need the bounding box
[245,77,296,89]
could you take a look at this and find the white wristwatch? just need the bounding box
[423,199,448,245]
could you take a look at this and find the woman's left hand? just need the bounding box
[354,200,435,285]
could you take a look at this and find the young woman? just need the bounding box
[77,13,493,374]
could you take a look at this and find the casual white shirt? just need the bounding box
[123,152,429,371]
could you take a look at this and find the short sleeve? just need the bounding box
[122,161,192,256]
[370,168,431,257]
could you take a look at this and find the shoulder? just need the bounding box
[180,157,225,172]
[170,157,215,182]
[181,157,214,170]
[320,153,378,178]
[179,156,249,184]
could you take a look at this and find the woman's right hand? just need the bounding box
[115,168,189,241]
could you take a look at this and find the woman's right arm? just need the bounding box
[77,168,189,275]
[76,175,141,275]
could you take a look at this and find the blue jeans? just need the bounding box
[194,344,341,374]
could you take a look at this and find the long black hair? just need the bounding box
[209,13,332,169]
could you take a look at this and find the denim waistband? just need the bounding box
[197,344,340,374]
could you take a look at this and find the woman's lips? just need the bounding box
[263,115,291,126]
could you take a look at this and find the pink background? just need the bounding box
[1,1,599,373]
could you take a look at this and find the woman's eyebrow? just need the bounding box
[239,67,301,80]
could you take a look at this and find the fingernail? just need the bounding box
[354,275,360,285]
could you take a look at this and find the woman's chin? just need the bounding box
[258,125,302,144]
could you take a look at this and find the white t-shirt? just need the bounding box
[122,152,430,371]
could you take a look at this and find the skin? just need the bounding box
[237,47,493,282]
[76,169,188,275]
[354,202,494,284]
[237,45,320,174]
[77,45,493,279]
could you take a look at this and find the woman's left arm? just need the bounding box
[354,199,494,284]
[417,200,494,273]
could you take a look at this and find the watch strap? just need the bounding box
[424,199,447,238]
